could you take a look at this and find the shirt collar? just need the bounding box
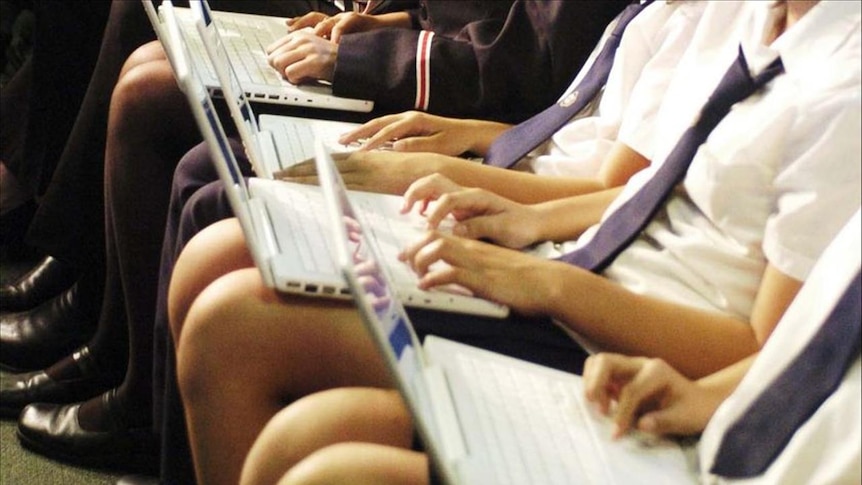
[741,1,861,77]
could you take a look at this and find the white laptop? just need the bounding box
[320,143,699,484]
[143,0,374,113]
[185,0,364,179]
[160,1,508,318]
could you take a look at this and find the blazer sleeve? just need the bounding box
[332,0,629,123]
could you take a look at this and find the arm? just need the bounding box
[582,353,755,437]
[400,234,800,378]
[542,261,800,378]
[338,111,512,156]
[333,1,628,121]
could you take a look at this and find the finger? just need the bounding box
[398,231,443,271]
[265,34,293,54]
[423,189,493,229]
[612,360,671,438]
[268,46,309,79]
[330,19,349,44]
[278,159,317,177]
[409,233,483,276]
[283,57,321,85]
[339,115,402,145]
[313,16,338,38]
[400,175,446,215]
[391,134,447,154]
[286,12,329,32]
[361,121,418,151]
[582,354,618,416]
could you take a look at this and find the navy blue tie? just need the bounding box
[559,48,785,272]
[711,271,861,477]
[483,1,653,169]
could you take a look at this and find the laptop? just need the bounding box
[185,0,364,179]
[320,142,699,484]
[160,1,508,318]
[143,0,374,113]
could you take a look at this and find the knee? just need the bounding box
[120,40,166,78]
[240,407,305,485]
[280,444,369,485]
[110,59,180,131]
[174,273,247,402]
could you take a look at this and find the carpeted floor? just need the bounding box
[0,255,121,485]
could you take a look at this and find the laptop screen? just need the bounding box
[188,0,268,176]
[315,140,425,365]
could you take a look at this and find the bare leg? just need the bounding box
[167,218,254,344]
[281,443,428,485]
[241,388,417,485]
[174,264,392,485]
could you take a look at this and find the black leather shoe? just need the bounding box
[0,283,96,372]
[17,389,159,474]
[0,256,79,312]
[0,347,113,418]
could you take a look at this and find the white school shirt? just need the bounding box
[698,209,862,485]
[521,1,705,178]
[573,1,861,323]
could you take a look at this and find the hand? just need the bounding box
[285,12,330,32]
[402,174,543,249]
[266,31,337,84]
[312,12,384,43]
[582,354,723,438]
[398,231,566,316]
[276,151,448,195]
[339,111,495,155]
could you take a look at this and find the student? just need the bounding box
[237,207,862,485]
[267,0,629,122]
[158,2,860,484]
[2,0,626,477]
[147,1,705,483]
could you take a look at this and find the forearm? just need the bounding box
[544,264,760,378]
[460,120,511,156]
[371,12,412,30]
[697,354,756,399]
[436,160,608,204]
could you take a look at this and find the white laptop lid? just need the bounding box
[164,1,353,296]
[176,0,374,112]
[158,0,267,264]
[323,133,697,484]
[318,140,461,485]
[186,0,363,179]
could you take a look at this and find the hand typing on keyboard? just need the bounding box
[581,353,727,439]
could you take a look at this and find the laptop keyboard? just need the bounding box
[217,17,284,86]
[268,187,336,275]
[178,13,283,86]
[456,353,606,485]
[271,121,315,168]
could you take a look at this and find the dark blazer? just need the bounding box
[334,0,630,122]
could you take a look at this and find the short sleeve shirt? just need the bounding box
[525,1,706,178]
[579,1,861,320]
[697,209,861,484]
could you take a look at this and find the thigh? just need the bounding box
[242,388,412,485]
[168,217,252,340]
